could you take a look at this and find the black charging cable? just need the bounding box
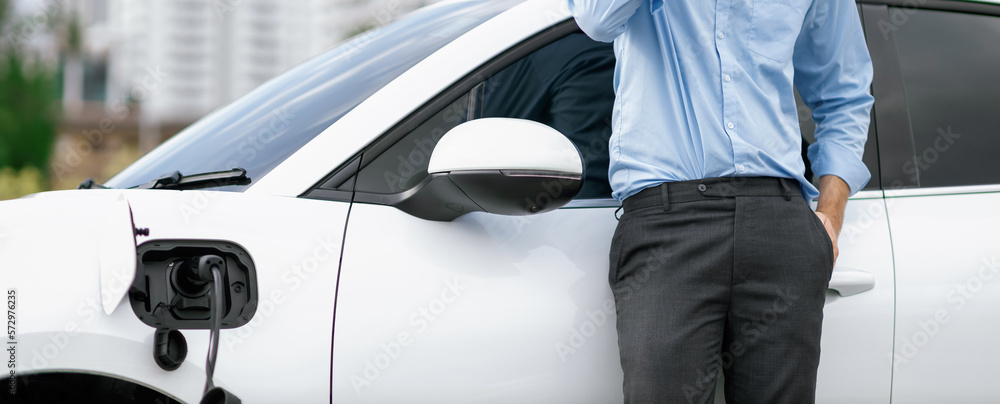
[177,255,240,404]
[204,261,223,395]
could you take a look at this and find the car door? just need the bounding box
[328,13,895,404]
[326,23,624,403]
[862,2,1000,401]
[121,190,349,403]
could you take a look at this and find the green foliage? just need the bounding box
[0,51,59,172]
[0,0,7,30]
[65,12,83,54]
[0,166,45,200]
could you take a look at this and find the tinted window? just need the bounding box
[893,8,1000,188]
[358,94,471,194]
[106,0,522,190]
[355,32,616,199]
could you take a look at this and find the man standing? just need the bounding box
[569,0,873,403]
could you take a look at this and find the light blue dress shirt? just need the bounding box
[568,0,874,201]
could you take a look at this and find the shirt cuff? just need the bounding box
[808,141,871,196]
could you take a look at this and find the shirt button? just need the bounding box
[724,74,732,82]
[727,122,735,129]
[738,164,746,172]
[717,31,725,39]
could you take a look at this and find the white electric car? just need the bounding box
[3,0,1000,402]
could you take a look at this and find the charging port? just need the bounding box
[129,240,257,330]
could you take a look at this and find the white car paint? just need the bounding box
[333,203,623,403]
[814,192,895,403]
[6,190,348,403]
[98,192,136,315]
[3,0,998,402]
[884,187,1000,402]
[428,118,584,175]
[1,191,208,403]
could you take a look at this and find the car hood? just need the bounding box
[0,190,210,402]
[1,190,137,317]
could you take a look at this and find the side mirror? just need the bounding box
[391,118,583,221]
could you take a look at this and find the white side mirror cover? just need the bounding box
[428,118,583,175]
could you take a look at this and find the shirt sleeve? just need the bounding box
[567,0,643,42]
[793,0,875,196]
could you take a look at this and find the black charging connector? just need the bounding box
[149,254,240,403]
[131,241,255,403]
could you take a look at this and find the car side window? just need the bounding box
[892,8,1000,188]
[354,32,616,199]
[356,94,471,194]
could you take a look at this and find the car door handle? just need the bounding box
[828,268,875,297]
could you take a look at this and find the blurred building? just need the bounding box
[7,0,439,189]
[31,0,439,131]
[105,0,438,126]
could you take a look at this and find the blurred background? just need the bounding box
[0,0,441,200]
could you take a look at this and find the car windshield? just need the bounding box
[106,0,523,191]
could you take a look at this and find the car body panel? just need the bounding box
[885,188,1000,402]
[2,190,349,403]
[815,194,895,402]
[1,191,201,403]
[123,190,348,403]
[332,192,894,403]
[4,0,1000,402]
[333,203,622,403]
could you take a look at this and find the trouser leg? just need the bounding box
[721,196,834,404]
[610,198,735,404]
[610,184,834,403]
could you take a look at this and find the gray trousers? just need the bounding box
[609,177,834,404]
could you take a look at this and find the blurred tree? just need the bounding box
[0,0,59,173]
[0,52,59,170]
[59,8,83,117]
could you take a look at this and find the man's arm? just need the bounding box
[793,0,875,262]
[568,0,643,42]
[814,175,849,263]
